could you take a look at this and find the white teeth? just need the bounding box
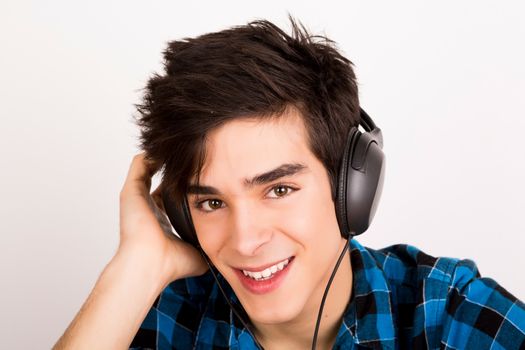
[242,258,290,281]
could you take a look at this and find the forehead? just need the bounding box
[197,109,315,184]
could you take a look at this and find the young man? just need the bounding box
[54,18,525,349]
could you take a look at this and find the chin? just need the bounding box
[231,271,309,326]
[244,294,306,325]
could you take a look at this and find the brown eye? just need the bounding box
[272,185,290,197]
[200,199,224,212]
[208,199,222,209]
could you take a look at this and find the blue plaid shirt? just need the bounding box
[131,239,525,349]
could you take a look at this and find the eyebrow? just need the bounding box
[187,163,308,196]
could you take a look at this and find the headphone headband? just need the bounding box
[359,108,383,148]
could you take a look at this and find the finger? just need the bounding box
[122,153,161,195]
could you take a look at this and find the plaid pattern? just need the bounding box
[130,240,525,349]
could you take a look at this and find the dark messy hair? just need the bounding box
[135,16,360,204]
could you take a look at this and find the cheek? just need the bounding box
[191,214,227,256]
[279,188,339,246]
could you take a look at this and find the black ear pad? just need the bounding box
[161,190,200,247]
[335,123,385,238]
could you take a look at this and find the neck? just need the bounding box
[253,240,352,350]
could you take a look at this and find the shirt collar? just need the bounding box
[334,239,396,350]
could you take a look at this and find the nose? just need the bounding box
[228,201,272,256]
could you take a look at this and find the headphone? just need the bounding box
[161,107,385,244]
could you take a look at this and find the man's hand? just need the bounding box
[53,153,207,349]
[117,153,207,286]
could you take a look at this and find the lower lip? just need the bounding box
[234,257,295,295]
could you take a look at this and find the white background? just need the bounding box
[1,1,524,348]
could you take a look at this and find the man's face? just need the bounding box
[188,109,346,325]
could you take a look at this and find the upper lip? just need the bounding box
[234,256,294,272]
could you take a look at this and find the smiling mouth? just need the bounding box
[234,256,295,294]
[239,256,295,281]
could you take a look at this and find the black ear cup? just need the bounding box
[335,109,385,238]
[161,190,200,247]
[161,108,384,245]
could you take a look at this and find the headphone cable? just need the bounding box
[311,239,350,350]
